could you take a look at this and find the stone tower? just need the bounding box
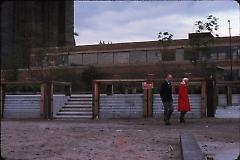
[1,1,75,69]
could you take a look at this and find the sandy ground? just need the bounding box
[1,118,239,160]
[206,106,240,160]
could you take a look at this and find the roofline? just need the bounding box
[30,36,240,54]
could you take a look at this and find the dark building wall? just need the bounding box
[1,1,75,69]
[0,62,222,92]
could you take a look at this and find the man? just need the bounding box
[160,74,173,125]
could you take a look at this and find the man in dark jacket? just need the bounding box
[160,74,173,125]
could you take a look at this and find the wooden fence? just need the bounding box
[216,81,240,106]
[0,81,71,119]
[92,78,207,119]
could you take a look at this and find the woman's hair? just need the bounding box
[182,78,189,82]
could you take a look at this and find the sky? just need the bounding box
[74,1,239,46]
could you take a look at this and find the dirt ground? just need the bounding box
[1,118,239,160]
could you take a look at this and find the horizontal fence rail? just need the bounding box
[4,94,70,119]
[3,93,238,119]
[100,94,144,118]
[4,95,41,118]
[153,94,201,118]
[218,94,240,106]
[0,81,72,119]
[232,94,240,105]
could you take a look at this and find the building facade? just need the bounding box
[29,34,240,82]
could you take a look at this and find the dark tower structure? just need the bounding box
[1,1,75,69]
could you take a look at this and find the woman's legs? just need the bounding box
[180,111,186,123]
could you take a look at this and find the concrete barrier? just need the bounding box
[180,134,205,160]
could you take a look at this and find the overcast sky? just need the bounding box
[74,1,239,46]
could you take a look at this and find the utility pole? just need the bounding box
[228,20,233,81]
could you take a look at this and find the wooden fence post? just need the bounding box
[46,82,53,119]
[147,89,153,117]
[206,79,217,117]
[40,83,47,118]
[226,86,232,106]
[216,86,219,106]
[143,89,148,118]
[65,84,71,96]
[213,79,217,115]
[92,81,99,119]
[0,84,6,118]
[40,82,53,119]
[201,81,207,117]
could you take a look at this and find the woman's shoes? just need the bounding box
[180,118,185,123]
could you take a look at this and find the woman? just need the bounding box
[178,78,190,123]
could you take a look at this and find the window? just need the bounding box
[146,50,161,63]
[162,50,175,61]
[175,48,184,61]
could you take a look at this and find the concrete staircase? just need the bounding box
[55,94,92,119]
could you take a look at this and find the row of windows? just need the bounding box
[30,46,240,67]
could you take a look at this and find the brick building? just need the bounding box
[1,33,239,91]
[31,33,239,71]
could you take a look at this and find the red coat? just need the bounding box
[178,81,190,112]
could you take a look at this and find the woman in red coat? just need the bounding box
[178,78,190,123]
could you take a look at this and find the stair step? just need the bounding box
[55,94,93,119]
[63,104,92,108]
[54,115,92,119]
[67,101,92,104]
[63,105,92,108]
[57,111,92,115]
[70,95,92,98]
[60,108,92,111]
[69,98,92,101]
